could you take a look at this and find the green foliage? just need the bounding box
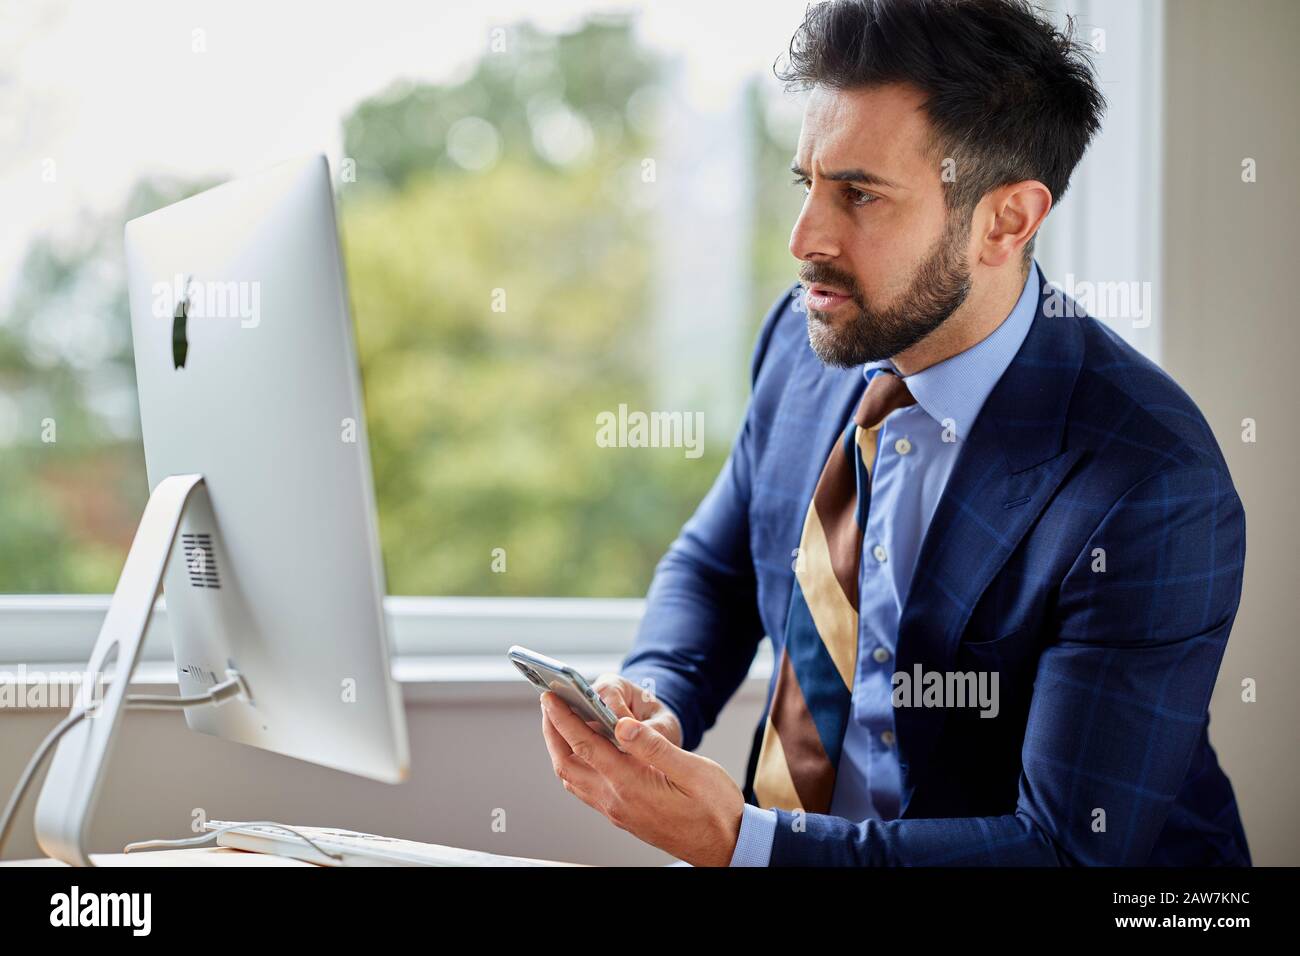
[0,176,219,591]
[746,78,807,326]
[1,15,797,598]
[343,18,658,191]
[341,159,723,595]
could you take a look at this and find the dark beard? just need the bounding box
[800,225,972,368]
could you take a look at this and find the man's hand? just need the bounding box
[540,691,744,866]
[589,673,683,748]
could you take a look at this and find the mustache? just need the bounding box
[798,262,863,302]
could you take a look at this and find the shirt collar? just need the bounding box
[863,261,1039,441]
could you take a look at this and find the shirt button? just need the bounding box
[894,437,912,455]
[872,544,888,563]
[881,730,896,747]
[872,646,891,664]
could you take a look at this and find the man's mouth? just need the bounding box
[804,284,852,312]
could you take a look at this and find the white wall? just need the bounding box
[1034,0,1297,865]
[1160,0,1300,868]
[0,677,766,865]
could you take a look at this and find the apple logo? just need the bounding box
[172,280,190,369]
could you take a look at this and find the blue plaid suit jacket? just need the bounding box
[622,267,1250,866]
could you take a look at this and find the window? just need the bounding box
[0,1,805,599]
[0,0,1162,605]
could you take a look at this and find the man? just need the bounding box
[538,0,1250,866]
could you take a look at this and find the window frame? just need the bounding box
[0,594,645,665]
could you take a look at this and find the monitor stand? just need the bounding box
[34,473,212,866]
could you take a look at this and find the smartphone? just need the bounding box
[508,645,621,745]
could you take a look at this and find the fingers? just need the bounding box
[541,703,607,796]
[625,679,661,721]
[647,709,684,749]
[592,674,634,719]
[613,717,697,780]
[540,700,573,760]
[541,692,624,776]
[592,674,674,735]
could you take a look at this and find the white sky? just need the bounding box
[0,0,807,302]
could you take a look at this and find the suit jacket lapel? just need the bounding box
[894,268,1085,814]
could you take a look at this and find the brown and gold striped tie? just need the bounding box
[753,369,916,813]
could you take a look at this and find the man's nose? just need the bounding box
[789,193,842,262]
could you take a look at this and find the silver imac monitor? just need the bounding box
[34,154,409,865]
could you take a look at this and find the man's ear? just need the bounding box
[976,180,1052,268]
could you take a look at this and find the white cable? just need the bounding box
[0,706,93,860]
[124,822,344,862]
[124,676,245,711]
[0,674,247,861]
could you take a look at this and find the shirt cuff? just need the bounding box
[729,804,777,866]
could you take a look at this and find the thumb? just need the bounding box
[615,717,695,778]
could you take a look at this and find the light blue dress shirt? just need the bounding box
[728,263,1041,865]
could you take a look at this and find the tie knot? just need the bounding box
[853,370,915,428]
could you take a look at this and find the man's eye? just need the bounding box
[791,176,811,194]
[846,187,877,207]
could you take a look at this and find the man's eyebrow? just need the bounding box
[790,162,901,190]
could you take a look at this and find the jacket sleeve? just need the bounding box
[619,287,794,752]
[767,464,1246,865]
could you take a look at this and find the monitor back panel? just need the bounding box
[123,155,408,783]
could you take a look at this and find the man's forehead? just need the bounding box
[795,84,933,177]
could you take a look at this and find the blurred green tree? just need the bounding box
[0,178,217,591]
[1,14,800,598]
[338,16,727,595]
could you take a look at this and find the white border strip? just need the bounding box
[0,594,647,664]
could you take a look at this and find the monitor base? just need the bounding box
[33,474,207,867]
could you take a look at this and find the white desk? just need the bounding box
[1,847,315,866]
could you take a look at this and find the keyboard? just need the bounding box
[205,821,579,867]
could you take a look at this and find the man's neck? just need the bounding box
[890,262,1032,376]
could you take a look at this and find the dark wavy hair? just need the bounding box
[778,0,1105,247]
